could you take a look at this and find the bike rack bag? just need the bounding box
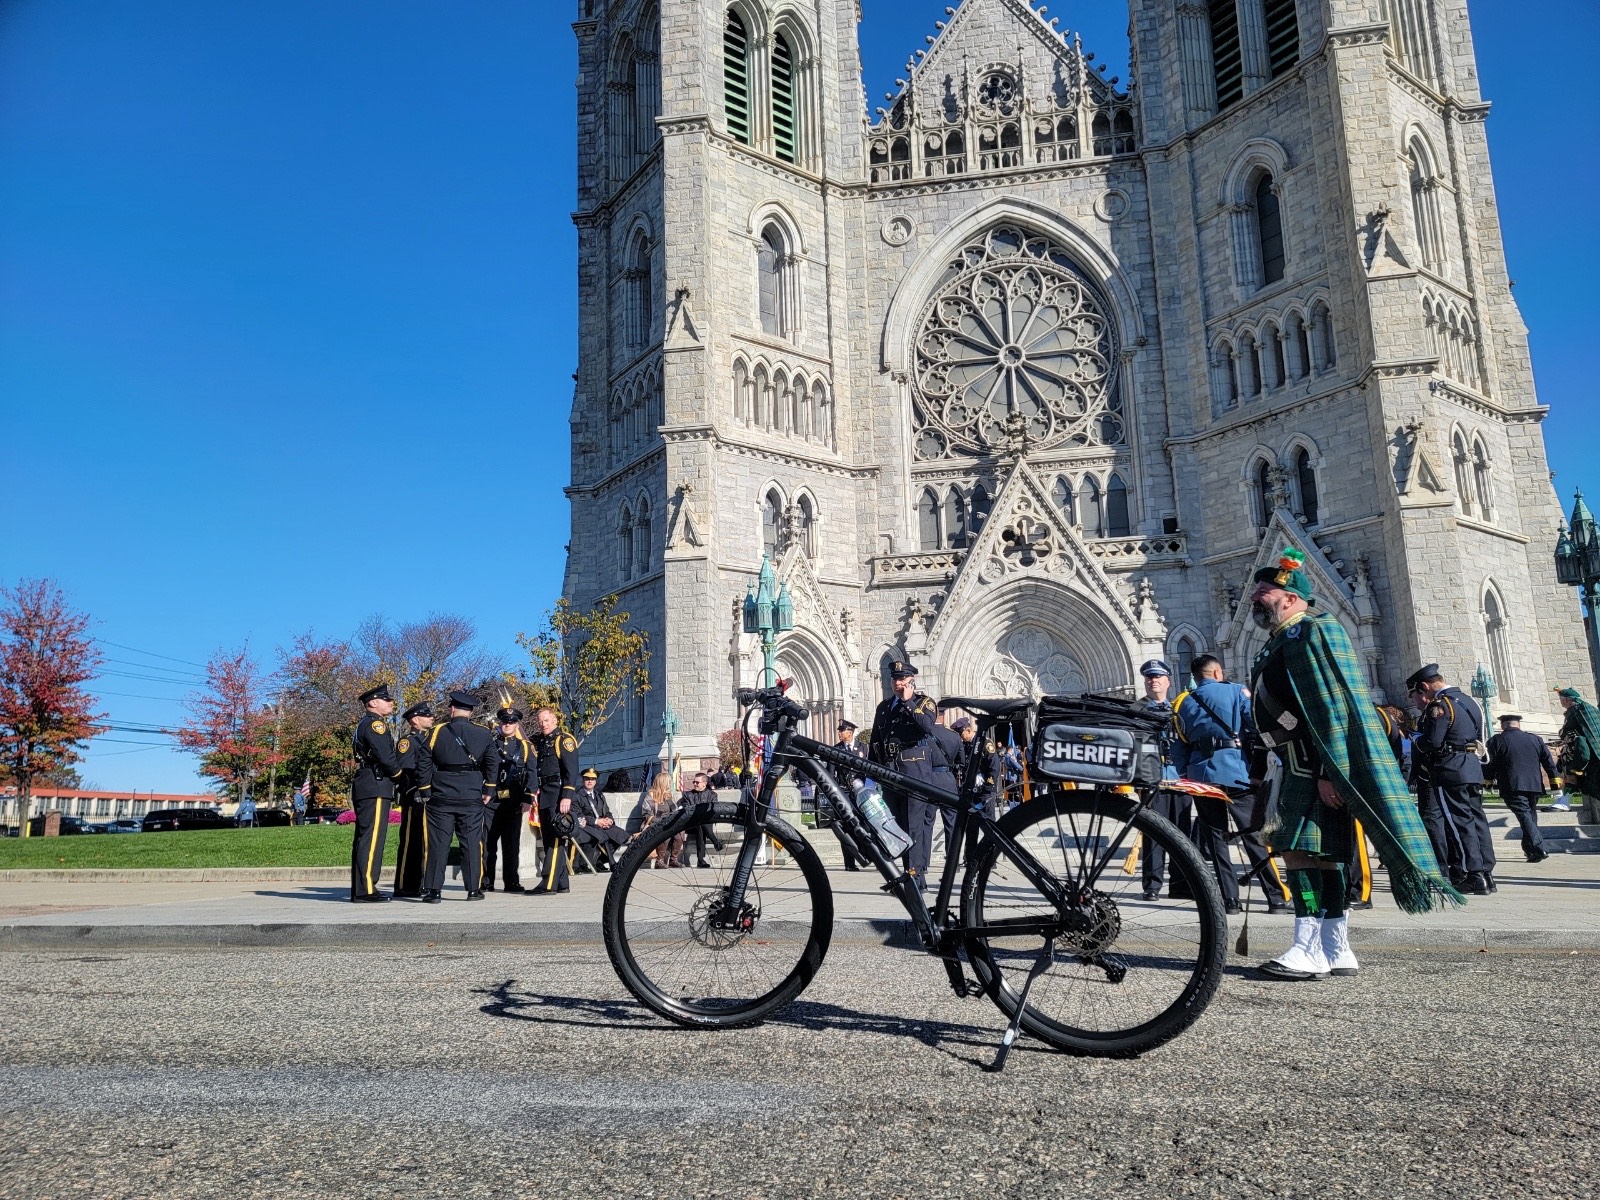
[1031,693,1168,787]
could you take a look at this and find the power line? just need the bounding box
[100,670,205,686]
[93,639,208,670]
[94,690,189,703]
[101,659,206,680]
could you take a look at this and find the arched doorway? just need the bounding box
[934,577,1135,698]
[775,628,845,741]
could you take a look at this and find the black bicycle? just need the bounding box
[602,684,1227,1064]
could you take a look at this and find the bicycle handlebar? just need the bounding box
[736,684,808,724]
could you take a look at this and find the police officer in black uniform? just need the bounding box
[415,690,500,903]
[529,706,580,895]
[392,701,434,900]
[947,715,1001,865]
[867,661,952,892]
[826,719,867,871]
[483,705,533,893]
[1137,659,1192,902]
[350,683,403,903]
[1407,663,1497,894]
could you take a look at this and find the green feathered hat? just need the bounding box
[1251,547,1314,603]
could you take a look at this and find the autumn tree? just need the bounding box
[353,614,505,712]
[0,580,104,836]
[175,646,285,803]
[273,633,364,806]
[516,596,650,744]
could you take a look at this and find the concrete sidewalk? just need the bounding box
[0,848,1594,950]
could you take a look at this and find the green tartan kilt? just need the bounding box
[1268,741,1353,862]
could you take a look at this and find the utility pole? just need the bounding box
[267,698,282,809]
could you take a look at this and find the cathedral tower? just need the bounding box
[567,0,1583,775]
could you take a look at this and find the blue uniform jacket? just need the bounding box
[1171,679,1255,792]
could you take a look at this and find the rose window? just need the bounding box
[912,225,1123,461]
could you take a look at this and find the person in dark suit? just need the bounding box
[349,683,403,903]
[676,771,725,868]
[1408,663,1497,895]
[414,690,500,903]
[572,767,628,871]
[392,702,434,899]
[1487,713,1555,863]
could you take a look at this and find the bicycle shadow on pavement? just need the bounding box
[252,887,355,904]
[473,978,1004,1069]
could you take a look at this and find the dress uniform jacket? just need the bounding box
[349,713,403,900]
[415,717,500,895]
[1412,687,1495,881]
[392,724,429,897]
[530,728,580,892]
[352,713,403,800]
[483,729,534,891]
[867,692,951,884]
[1171,679,1254,792]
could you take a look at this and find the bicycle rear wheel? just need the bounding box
[962,789,1227,1058]
[602,801,834,1029]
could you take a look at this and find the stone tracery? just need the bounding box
[911,225,1122,462]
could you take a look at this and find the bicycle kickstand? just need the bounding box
[988,936,1056,1073]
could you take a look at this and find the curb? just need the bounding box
[0,868,359,884]
[0,917,920,951]
[1,917,1594,952]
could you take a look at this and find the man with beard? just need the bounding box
[528,706,580,895]
[1246,549,1461,980]
[349,684,403,903]
[1408,664,1497,895]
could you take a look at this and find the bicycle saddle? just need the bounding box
[938,696,1035,720]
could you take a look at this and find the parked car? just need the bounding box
[25,814,97,836]
[142,807,231,832]
[105,819,143,834]
[302,806,346,825]
[245,808,292,827]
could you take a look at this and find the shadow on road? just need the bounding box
[252,887,352,904]
[472,978,1005,1069]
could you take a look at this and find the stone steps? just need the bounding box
[1487,806,1600,854]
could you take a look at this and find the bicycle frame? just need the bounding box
[721,711,1148,960]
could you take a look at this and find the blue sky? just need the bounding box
[3,0,1595,792]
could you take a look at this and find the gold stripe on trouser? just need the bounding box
[1263,854,1291,902]
[1353,818,1372,902]
[546,837,561,889]
[394,808,411,888]
[364,800,382,893]
[566,842,577,869]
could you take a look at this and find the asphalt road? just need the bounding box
[1,940,1594,1200]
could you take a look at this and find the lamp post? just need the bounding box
[661,704,679,791]
[1469,663,1496,733]
[1554,489,1600,698]
[742,555,795,687]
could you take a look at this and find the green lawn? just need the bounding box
[0,825,395,870]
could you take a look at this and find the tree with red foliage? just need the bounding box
[0,579,105,836]
[175,646,285,803]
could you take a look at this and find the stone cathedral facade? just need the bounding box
[564,0,1586,771]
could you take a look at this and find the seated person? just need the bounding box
[572,767,628,871]
[636,771,684,869]
[675,771,725,868]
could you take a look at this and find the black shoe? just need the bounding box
[503,883,526,893]
[1526,848,1549,864]
[423,890,443,905]
[1141,888,1160,902]
[350,892,391,903]
[528,883,555,895]
[1461,871,1490,896]
[1224,902,1244,915]
[394,891,423,901]
[466,891,486,901]
[1167,886,1194,901]
[696,859,711,869]
[1484,872,1498,894]
[1350,899,1374,910]
[596,861,611,873]
[482,883,495,892]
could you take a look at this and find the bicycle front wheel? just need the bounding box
[602,801,834,1029]
[962,789,1227,1058]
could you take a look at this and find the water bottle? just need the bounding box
[851,778,912,858]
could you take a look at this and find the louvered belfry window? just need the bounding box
[724,10,751,145]
[772,31,797,163]
[1209,0,1243,109]
[1264,0,1301,78]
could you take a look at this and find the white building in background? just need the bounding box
[563,0,1585,772]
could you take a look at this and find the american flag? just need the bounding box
[294,774,311,803]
